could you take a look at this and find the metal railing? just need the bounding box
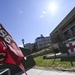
[0,68,11,75]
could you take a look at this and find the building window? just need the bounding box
[71,25,75,36]
[64,30,70,40]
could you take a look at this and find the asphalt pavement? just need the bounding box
[16,68,75,75]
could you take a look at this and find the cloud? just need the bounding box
[19,11,23,14]
[42,11,46,14]
[40,15,44,18]
[39,11,46,18]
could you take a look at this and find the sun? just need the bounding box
[49,2,57,15]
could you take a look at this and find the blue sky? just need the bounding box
[0,0,75,46]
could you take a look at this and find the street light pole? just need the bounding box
[22,39,25,48]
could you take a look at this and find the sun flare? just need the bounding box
[49,2,57,15]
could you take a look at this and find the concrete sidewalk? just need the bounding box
[16,68,75,75]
